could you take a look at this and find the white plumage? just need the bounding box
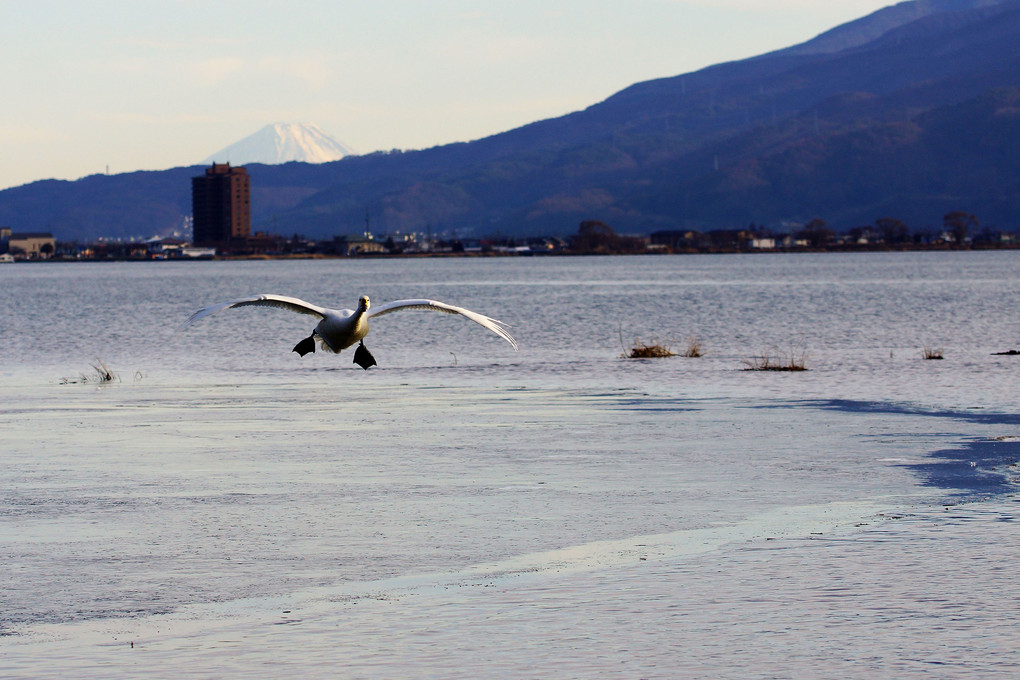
[182,294,517,368]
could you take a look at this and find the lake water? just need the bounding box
[1,252,1019,678]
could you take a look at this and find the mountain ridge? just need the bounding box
[777,0,1006,56]
[2,0,1019,242]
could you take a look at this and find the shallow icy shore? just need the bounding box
[2,377,1019,678]
[3,253,1019,677]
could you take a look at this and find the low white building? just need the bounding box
[1,228,56,259]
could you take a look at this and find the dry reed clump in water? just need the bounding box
[922,345,944,360]
[627,340,676,359]
[992,334,1020,355]
[60,358,118,384]
[743,343,808,371]
[680,336,704,358]
[623,335,706,359]
[621,325,705,359]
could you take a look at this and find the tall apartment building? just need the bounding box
[191,163,251,247]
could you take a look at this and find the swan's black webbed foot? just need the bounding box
[293,334,317,357]
[353,341,377,370]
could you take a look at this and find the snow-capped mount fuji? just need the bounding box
[202,122,356,165]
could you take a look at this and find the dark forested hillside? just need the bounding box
[2,0,1019,242]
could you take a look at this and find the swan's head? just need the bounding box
[358,295,370,311]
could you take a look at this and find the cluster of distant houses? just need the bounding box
[271,232,569,257]
[0,227,571,261]
[645,227,1017,252]
[2,222,1018,263]
[0,229,215,262]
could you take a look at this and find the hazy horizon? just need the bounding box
[0,0,893,190]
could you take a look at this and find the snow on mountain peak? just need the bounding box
[202,122,356,166]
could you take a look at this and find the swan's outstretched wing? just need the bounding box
[182,294,330,328]
[368,299,518,350]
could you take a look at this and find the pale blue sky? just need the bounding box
[0,1,892,190]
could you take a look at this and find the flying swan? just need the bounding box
[182,294,518,369]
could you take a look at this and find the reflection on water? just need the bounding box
[1,252,1019,678]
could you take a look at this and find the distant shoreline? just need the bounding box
[7,242,1020,263]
